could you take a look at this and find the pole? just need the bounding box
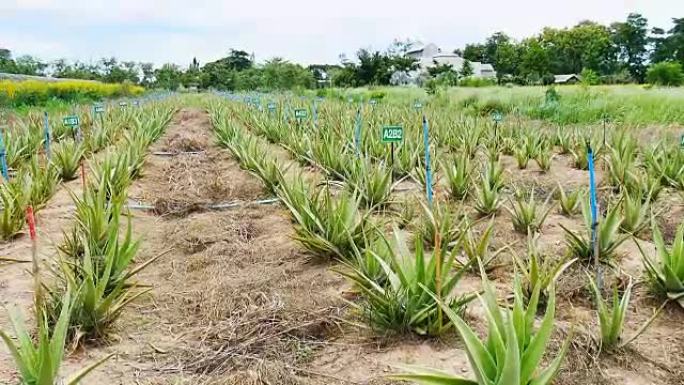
[588,142,601,289]
[26,206,42,317]
[0,127,9,182]
[390,142,395,174]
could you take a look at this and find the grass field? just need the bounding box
[0,90,682,385]
[326,85,684,127]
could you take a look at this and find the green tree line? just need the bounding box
[1,13,682,89]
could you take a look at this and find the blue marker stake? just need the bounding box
[43,112,50,160]
[354,108,362,157]
[423,115,433,205]
[587,142,601,287]
[0,130,8,181]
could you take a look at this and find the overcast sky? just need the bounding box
[1,0,683,67]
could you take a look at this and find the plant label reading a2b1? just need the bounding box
[63,116,79,127]
[294,109,308,119]
[382,125,403,143]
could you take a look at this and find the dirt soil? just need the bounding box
[1,108,683,385]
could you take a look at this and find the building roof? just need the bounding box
[554,74,581,83]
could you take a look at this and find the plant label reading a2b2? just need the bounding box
[294,109,308,119]
[63,116,79,127]
[382,125,403,143]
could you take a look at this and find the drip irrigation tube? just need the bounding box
[125,197,280,211]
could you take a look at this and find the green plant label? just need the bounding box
[414,101,423,109]
[119,101,128,108]
[267,102,277,111]
[681,134,684,148]
[492,111,502,123]
[93,105,104,113]
[369,99,378,105]
[294,109,308,119]
[382,125,403,143]
[347,97,354,104]
[62,115,79,127]
[133,100,140,106]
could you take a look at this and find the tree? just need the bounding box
[646,61,683,86]
[460,60,473,78]
[140,63,155,87]
[611,13,649,82]
[223,49,252,71]
[154,63,183,90]
[462,43,487,63]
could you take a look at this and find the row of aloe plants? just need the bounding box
[0,102,176,385]
[0,105,148,242]
[211,96,684,384]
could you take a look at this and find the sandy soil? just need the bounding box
[1,107,682,385]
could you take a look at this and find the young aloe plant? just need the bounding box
[618,189,650,235]
[515,146,529,169]
[457,217,511,270]
[560,200,629,264]
[473,177,501,217]
[535,146,553,172]
[392,272,570,385]
[441,153,472,200]
[51,139,85,181]
[0,179,29,240]
[505,188,554,234]
[0,295,112,385]
[586,274,665,351]
[339,226,476,336]
[636,219,684,307]
[347,158,394,209]
[557,182,583,216]
[514,233,576,303]
[417,199,462,248]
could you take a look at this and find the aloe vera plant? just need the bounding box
[514,146,529,169]
[51,139,85,180]
[473,178,502,216]
[560,201,629,263]
[457,218,510,270]
[347,158,394,209]
[618,189,650,235]
[417,199,462,248]
[557,182,583,216]
[514,233,576,303]
[393,272,570,385]
[279,180,371,260]
[0,294,111,385]
[505,188,554,234]
[0,179,28,240]
[340,227,476,336]
[636,220,684,307]
[587,274,664,351]
[441,153,472,200]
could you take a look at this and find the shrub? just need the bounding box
[646,61,683,86]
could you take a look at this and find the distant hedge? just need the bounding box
[0,79,144,107]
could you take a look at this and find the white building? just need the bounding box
[405,43,497,78]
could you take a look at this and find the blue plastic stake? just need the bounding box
[43,112,50,160]
[354,108,362,157]
[0,130,8,181]
[587,143,601,287]
[423,115,433,205]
